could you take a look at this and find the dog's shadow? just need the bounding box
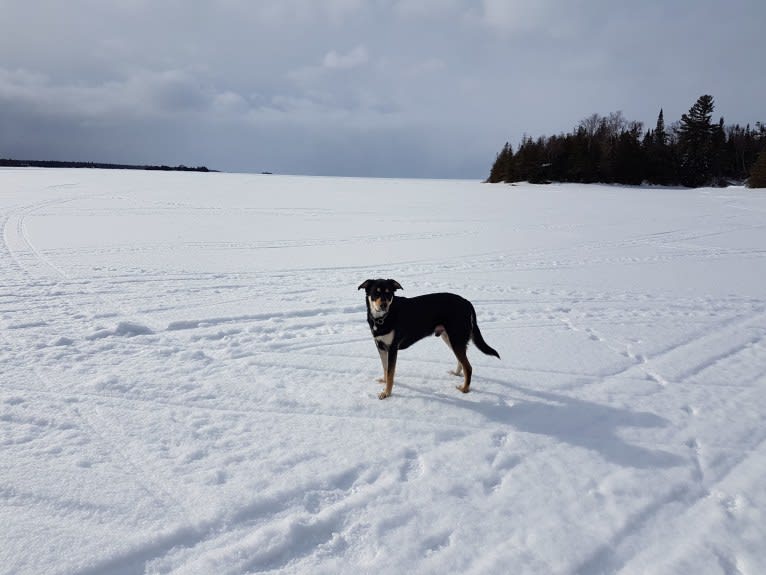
[419,375,684,469]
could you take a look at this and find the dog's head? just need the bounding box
[358,278,402,317]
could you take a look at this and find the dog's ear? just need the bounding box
[358,280,372,291]
[389,280,403,291]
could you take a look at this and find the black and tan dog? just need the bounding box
[359,279,500,399]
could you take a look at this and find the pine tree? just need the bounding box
[747,149,766,188]
[655,108,667,145]
[568,127,591,182]
[487,147,504,183]
[486,142,515,183]
[678,94,716,187]
[500,142,516,182]
[515,136,547,183]
[613,123,645,185]
[645,109,677,185]
[710,117,727,185]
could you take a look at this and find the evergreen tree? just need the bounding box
[500,142,516,183]
[747,148,766,188]
[515,136,547,183]
[613,123,645,185]
[487,142,514,183]
[546,135,570,182]
[725,124,752,180]
[567,127,591,182]
[645,109,677,185]
[678,94,716,187]
[710,117,727,185]
[654,108,667,145]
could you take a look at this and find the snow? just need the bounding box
[1,168,765,574]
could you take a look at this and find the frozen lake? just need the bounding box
[2,168,765,574]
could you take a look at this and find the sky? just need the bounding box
[1,0,764,179]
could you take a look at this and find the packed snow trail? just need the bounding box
[1,169,765,574]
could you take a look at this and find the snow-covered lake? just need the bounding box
[2,168,765,574]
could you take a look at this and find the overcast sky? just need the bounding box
[1,1,764,179]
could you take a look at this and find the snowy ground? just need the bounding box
[1,168,765,575]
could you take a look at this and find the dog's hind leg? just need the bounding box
[452,346,473,393]
[440,330,464,377]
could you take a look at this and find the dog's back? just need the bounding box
[394,293,499,358]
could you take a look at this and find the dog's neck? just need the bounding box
[366,300,392,331]
[369,308,388,325]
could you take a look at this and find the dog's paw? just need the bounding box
[378,390,391,400]
[456,385,470,394]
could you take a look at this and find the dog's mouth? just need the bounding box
[370,298,391,317]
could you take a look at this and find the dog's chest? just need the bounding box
[374,329,395,350]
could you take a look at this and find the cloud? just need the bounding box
[472,0,586,38]
[212,91,249,115]
[0,67,246,123]
[393,0,463,18]
[322,45,369,70]
[214,0,365,26]
[478,0,542,31]
[281,45,383,121]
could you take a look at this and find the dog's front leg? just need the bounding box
[379,346,397,399]
[376,346,388,384]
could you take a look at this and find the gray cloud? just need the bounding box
[1,0,764,177]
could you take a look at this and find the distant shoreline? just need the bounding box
[0,158,215,172]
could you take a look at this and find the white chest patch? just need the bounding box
[374,330,395,346]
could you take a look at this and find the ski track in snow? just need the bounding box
[1,169,765,574]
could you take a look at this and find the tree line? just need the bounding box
[0,159,213,172]
[487,95,766,188]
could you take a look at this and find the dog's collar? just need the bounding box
[370,314,388,331]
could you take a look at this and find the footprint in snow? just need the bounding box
[399,449,423,482]
[86,321,154,340]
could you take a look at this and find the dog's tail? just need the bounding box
[470,307,500,359]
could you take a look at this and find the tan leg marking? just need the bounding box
[441,330,464,377]
[377,348,387,384]
[453,347,473,393]
[379,362,396,399]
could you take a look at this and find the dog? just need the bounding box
[359,278,500,399]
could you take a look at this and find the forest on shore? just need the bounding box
[0,159,213,172]
[487,95,766,188]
